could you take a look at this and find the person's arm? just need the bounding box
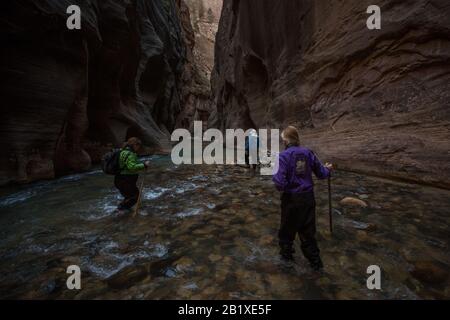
[311,151,331,180]
[125,152,145,172]
[272,154,288,191]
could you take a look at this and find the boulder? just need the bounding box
[340,197,368,208]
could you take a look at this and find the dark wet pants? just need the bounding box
[245,151,258,169]
[114,174,139,210]
[278,192,322,266]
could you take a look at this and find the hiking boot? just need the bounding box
[310,257,324,272]
[280,245,295,261]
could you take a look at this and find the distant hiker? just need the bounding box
[114,137,150,212]
[245,129,260,170]
[272,126,333,271]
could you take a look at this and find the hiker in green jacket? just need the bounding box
[115,137,150,211]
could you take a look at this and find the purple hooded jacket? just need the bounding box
[273,145,330,194]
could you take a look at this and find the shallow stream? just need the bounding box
[0,156,449,299]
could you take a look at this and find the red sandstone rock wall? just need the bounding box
[211,0,450,188]
[0,0,191,185]
[176,0,222,131]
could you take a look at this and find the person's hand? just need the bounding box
[144,161,151,169]
[324,162,334,171]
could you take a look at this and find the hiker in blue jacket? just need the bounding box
[245,129,260,170]
[273,126,333,271]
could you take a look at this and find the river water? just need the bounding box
[0,155,449,299]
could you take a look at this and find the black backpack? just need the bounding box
[101,149,129,175]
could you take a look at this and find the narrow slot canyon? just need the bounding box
[0,0,449,301]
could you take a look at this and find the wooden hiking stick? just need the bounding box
[328,174,333,234]
[133,169,147,218]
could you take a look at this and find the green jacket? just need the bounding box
[119,149,145,175]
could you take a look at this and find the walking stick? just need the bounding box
[133,168,146,218]
[328,174,333,234]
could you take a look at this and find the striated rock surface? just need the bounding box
[211,0,450,188]
[176,0,222,131]
[185,0,222,78]
[0,0,191,185]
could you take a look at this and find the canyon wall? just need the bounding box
[176,0,222,131]
[211,0,450,188]
[185,0,223,77]
[0,0,192,185]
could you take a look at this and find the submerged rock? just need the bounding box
[350,221,377,232]
[410,261,449,285]
[40,279,57,295]
[356,230,369,242]
[208,254,223,263]
[106,265,148,290]
[175,257,194,272]
[259,235,275,246]
[164,268,178,278]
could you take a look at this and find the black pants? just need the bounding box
[278,192,321,264]
[114,174,139,210]
[245,151,258,169]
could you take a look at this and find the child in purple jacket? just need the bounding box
[273,126,333,271]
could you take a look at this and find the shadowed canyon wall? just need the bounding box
[0,0,197,185]
[211,0,450,188]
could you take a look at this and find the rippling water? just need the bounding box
[0,155,449,299]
